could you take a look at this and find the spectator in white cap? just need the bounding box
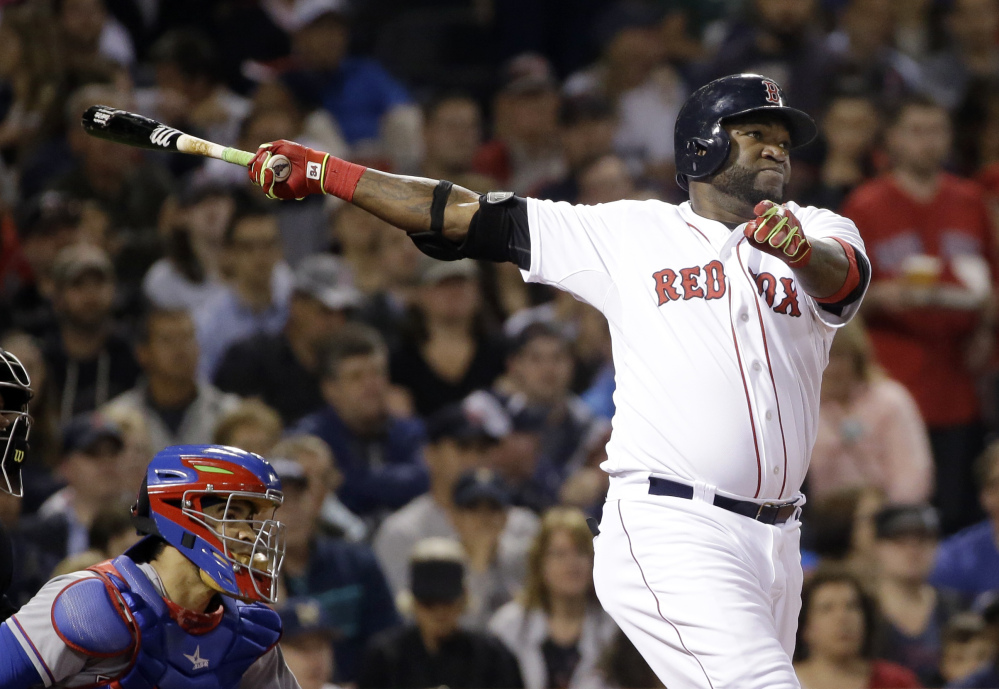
[214,253,361,425]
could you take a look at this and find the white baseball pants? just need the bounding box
[593,492,803,689]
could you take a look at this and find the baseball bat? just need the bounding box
[80,105,290,181]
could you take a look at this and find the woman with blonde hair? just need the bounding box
[808,319,933,503]
[489,506,617,689]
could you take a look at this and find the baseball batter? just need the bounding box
[246,73,869,689]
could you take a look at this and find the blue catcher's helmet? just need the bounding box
[131,445,285,603]
[674,74,817,192]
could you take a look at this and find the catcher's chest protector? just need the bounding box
[91,555,281,689]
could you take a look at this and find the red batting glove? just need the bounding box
[744,200,813,268]
[247,140,366,202]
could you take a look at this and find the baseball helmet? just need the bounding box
[0,348,32,497]
[131,444,286,604]
[674,74,817,191]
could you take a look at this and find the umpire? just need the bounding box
[0,348,32,621]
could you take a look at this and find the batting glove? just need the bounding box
[744,201,813,268]
[247,140,366,202]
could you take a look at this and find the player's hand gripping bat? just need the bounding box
[80,105,291,182]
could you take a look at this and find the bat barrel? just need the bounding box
[81,105,183,152]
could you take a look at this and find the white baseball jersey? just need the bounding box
[2,564,300,689]
[522,198,866,502]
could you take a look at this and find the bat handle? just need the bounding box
[222,148,256,167]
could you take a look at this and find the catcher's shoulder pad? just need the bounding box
[52,576,135,657]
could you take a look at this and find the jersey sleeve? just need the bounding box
[4,573,95,686]
[794,203,870,327]
[523,198,633,309]
[239,645,302,689]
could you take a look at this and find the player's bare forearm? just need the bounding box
[793,237,849,299]
[351,169,479,241]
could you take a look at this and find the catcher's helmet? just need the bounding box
[0,348,32,497]
[132,444,286,603]
[674,74,817,192]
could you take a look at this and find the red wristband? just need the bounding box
[816,237,861,304]
[322,157,367,202]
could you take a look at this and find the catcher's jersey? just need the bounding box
[1,563,298,689]
[522,198,867,502]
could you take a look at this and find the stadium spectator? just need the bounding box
[28,413,127,562]
[421,93,495,193]
[211,398,284,456]
[489,507,617,689]
[498,322,610,510]
[934,613,996,687]
[473,53,564,194]
[51,85,174,275]
[43,244,140,424]
[358,537,525,689]
[357,220,423,352]
[194,202,293,379]
[56,0,133,82]
[373,399,539,603]
[99,402,153,497]
[842,95,994,534]
[3,192,82,337]
[331,204,391,302]
[803,486,886,579]
[793,567,922,688]
[293,324,428,517]
[276,595,340,689]
[390,258,505,417]
[141,183,235,311]
[564,4,686,181]
[269,449,399,683]
[594,629,662,689]
[921,0,999,112]
[800,94,881,211]
[930,442,999,599]
[280,3,420,170]
[533,95,617,204]
[872,505,964,685]
[576,155,636,206]
[214,254,360,425]
[135,29,250,151]
[698,0,830,118]
[450,468,531,629]
[49,499,138,576]
[824,0,923,107]
[103,308,240,452]
[808,321,933,504]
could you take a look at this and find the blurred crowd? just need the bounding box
[2,0,999,687]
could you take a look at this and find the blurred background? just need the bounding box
[2,0,999,686]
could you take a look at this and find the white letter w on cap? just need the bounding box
[307,161,321,180]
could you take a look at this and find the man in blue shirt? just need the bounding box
[268,446,400,683]
[930,443,999,599]
[292,324,428,517]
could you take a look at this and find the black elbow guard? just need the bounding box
[460,192,531,269]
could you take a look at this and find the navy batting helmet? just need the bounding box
[674,74,817,192]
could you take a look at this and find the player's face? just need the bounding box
[803,582,865,660]
[714,119,792,206]
[202,497,272,560]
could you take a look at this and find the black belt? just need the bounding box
[648,477,798,525]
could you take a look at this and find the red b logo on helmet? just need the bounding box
[763,80,782,104]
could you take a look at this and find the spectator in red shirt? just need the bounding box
[794,567,922,689]
[841,95,994,535]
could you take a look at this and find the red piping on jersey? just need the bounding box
[617,502,716,689]
[727,286,764,497]
[688,219,763,496]
[11,615,56,684]
[737,239,790,498]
